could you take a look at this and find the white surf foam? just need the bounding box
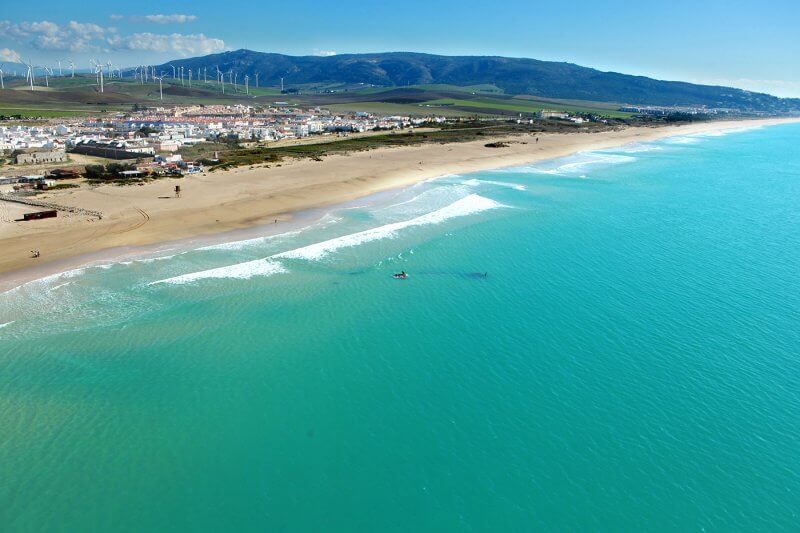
[0,321,14,329]
[551,153,636,173]
[662,135,701,145]
[0,264,96,297]
[117,253,178,266]
[613,143,662,154]
[463,178,526,191]
[195,230,303,252]
[693,125,765,137]
[150,259,287,285]
[502,151,636,176]
[275,194,506,261]
[661,126,764,146]
[149,194,504,283]
[373,191,430,212]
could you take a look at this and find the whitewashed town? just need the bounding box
[0,103,449,188]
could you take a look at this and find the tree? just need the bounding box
[138,126,158,136]
[106,163,135,177]
[84,165,106,180]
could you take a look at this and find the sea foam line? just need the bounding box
[551,153,636,173]
[150,194,506,283]
[195,229,303,252]
[501,151,637,176]
[150,259,287,285]
[0,264,100,296]
[463,178,526,191]
[274,194,506,261]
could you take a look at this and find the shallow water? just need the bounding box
[1,123,799,531]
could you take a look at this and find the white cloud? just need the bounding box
[313,49,337,57]
[0,19,223,57]
[141,14,197,24]
[107,33,225,56]
[0,48,22,63]
[110,14,197,24]
[0,19,104,52]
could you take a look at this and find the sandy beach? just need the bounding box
[0,117,796,288]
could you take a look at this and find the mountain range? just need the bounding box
[154,50,800,113]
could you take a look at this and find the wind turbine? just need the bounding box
[24,60,35,91]
[218,67,225,93]
[68,60,74,78]
[204,67,207,83]
[154,74,164,101]
[40,66,51,87]
[90,60,104,93]
[188,68,192,87]
[57,60,62,76]
[180,66,184,86]
[171,64,176,79]
[244,75,249,95]
[255,72,259,88]
[0,69,4,90]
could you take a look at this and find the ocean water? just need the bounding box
[1,123,799,531]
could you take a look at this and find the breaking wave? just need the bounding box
[505,151,637,176]
[149,194,506,284]
[275,194,506,261]
[151,259,287,285]
[462,178,526,191]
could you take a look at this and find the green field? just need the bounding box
[325,101,477,117]
[0,75,630,119]
[0,106,97,118]
[420,97,632,117]
[0,75,286,116]
[353,84,505,96]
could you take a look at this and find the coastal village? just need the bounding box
[0,103,447,190]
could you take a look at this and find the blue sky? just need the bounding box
[1,0,798,97]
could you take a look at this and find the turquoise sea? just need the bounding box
[1,123,799,531]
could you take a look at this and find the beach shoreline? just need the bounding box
[1,117,797,290]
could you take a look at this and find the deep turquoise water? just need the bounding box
[1,124,799,531]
